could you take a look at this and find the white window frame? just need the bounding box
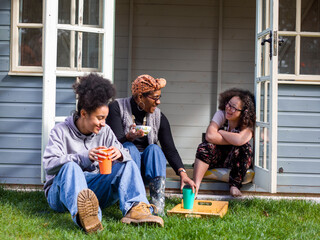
[10,0,111,77]
[10,0,44,75]
[56,0,103,76]
[39,0,115,182]
[278,0,320,83]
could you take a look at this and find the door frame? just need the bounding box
[253,0,279,193]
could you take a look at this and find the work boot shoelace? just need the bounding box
[135,203,158,215]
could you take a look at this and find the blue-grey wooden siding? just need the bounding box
[0,0,76,185]
[277,84,320,193]
[0,74,76,185]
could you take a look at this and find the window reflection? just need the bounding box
[75,0,101,26]
[57,30,71,67]
[279,0,296,31]
[259,127,270,169]
[278,37,295,74]
[301,0,320,32]
[19,28,42,66]
[58,0,71,24]
[83,0,100,26]
[19,0,42,23]
[260,82,265,122]
[301,37,320,74]
[261,0,267,31]
[82,32,100,68]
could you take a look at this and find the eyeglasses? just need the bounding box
[226,102,242,113]
[146,95,161,101]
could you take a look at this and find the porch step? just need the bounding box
[165,167,257,193]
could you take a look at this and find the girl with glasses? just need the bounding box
[193,88,256,197]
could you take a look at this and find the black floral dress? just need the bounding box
[195,126,253,189]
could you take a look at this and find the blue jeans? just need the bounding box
[47,160,148,226]
[123,142,166,183]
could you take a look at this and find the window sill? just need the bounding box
[8,69,102,78]
[8,71,43,77]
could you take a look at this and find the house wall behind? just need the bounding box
[221,0,255,93]
[0,0,76,185]
[277,84,320,193]
[115,0,220,165]
[114,0,130,97]
[114,0,256,165]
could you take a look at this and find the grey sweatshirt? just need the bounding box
[43,114,132,197]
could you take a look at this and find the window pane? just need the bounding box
[301,37,320,74]
[260,82,270,123]
[75,32,78,68]
[279,0,296,31]
[260,82,265,122]
[258,126,262,167]
[82,32,100,68]
[265,127,270,169]
[83,0,100,25]
[19,28,42,66]
[57,30,71,67]
[301,0,320,32]
[278,36,295,74]
[75,0,79,24]
[261,0,268,31]
[259,127,270,169]
[19,0,42,23]
[58,0,71,24]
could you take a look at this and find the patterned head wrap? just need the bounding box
[131,74,166,96]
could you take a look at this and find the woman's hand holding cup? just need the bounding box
[126,123,144,141]
[89,146,123,175]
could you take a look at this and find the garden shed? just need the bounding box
[0,0,319,194]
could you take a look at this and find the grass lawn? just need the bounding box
[1,187,320,240]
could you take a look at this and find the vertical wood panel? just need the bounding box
[221,0,255,93]
[128,1,219,165]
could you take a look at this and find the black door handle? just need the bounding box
[261,31,273,60]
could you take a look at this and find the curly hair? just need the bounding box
[218,88,256,129]
[72,73,116,116]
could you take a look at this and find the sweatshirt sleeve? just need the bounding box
[43,125,93,176]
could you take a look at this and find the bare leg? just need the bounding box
[193,158,209,198]
[230,186,242,197]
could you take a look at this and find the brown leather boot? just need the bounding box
[121,202,164,227]
[77,189,103,233]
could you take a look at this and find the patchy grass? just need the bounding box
[0,187,320,239]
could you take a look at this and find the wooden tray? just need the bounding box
[167,200,228,218]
